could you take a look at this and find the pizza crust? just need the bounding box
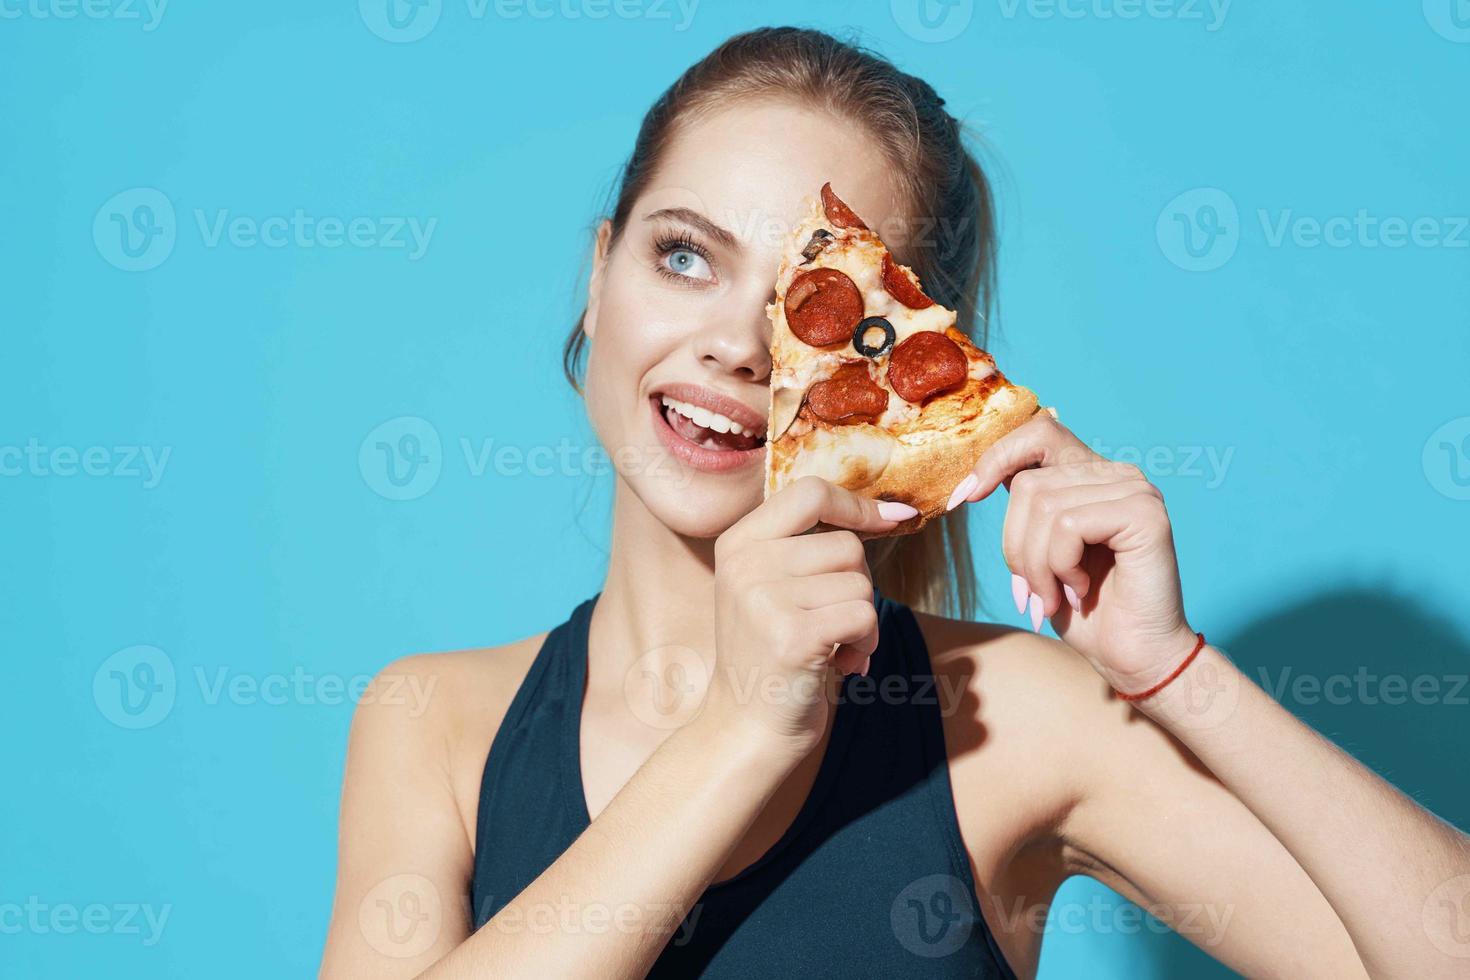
[855,384,1041,537]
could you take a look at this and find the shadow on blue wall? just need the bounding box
[1137,586,1470,978]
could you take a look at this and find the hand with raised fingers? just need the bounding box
[946,413,1200,695]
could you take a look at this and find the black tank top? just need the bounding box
[470,587,1018,978]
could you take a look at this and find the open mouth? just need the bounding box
[656,394,766,452]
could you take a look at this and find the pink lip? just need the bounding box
[649,387,766,475]
[654,382,767,433]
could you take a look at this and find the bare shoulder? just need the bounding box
[908,610,1135,874]
[344,632,551,844]
[910,608,1124,735]
[361,634,548,733]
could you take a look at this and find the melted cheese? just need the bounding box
[766,197,982,453]
[776,425,896,489]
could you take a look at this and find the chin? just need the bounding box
[637,475,763,539]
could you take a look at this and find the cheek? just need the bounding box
[582,277,664,444]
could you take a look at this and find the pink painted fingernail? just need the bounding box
[945,473,980,511]
[1063,584,1081,613]
[1011,574,1030,615]
[1028,593,1044,632]
[860,655,871,677]
[877,500,919,522]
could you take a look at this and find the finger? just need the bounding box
[785,571,876,611]
[739,476,917,542]
[807,598,880,653]
[1000,461,1147,586]
[1046,493,1171,593]
[772,530,870,578]
[1021,481,1156,617]
[833,627,881,674]
[956,413,1095,508]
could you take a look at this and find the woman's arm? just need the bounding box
[1119,642,1468,977]
[317,654,804,980]
[320,478,912,978]
[951,413,1470,978]
[425,708,801,979]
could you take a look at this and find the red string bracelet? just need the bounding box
[1114,632,1207,702]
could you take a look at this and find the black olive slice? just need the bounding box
[800,229,834,263]
[853,316,896,358]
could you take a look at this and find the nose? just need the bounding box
[692,289,772,382]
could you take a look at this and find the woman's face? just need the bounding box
[581,100,902,539]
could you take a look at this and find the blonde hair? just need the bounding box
[563,27,1000,620]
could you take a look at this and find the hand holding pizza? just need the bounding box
[707,476,916,756]
[949,413,1201,695]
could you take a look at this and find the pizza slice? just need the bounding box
[764,183,1041,536]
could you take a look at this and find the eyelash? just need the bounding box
[652,232,714,284]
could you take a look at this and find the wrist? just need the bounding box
[1126,642,1248,735]
[678,706,814,780]
[1105,623,1203,695]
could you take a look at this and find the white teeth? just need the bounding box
[660,395,754,437]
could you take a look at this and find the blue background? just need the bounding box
[5,1,1468,976]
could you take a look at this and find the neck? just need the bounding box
[594,476,722,671]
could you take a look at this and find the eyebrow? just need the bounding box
[642,207,740,251]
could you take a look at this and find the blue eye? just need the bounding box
[664,248,713,280]
[655,236,715,283]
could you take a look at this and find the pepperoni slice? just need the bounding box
[881,253,935,309]
[886,330,968,403]
[784,267,864,347]
[820,182,868,231]
[807,361,889,424]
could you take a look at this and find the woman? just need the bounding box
[320,27,1469,979]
